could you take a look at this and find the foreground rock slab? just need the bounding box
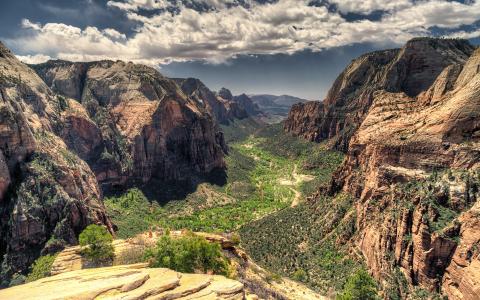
[0,264,245,300]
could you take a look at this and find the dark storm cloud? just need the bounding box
[0,0,138,41]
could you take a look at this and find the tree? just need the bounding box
[145,232,229,275]
[293,269,307,282]
[79,224,115,266]
[26,254,57,283]
[337,268,378,300]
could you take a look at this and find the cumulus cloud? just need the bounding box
[10,0,480,65]
[448,28,480,39]
[15,54,53,64]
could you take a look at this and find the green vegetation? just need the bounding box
[105,121,344,236]
[292,269,308,282]
[144,233,229,275]
[336,268,378,300]
[79,224,115,266]
[394,169,479,239]
[385,267,409,300]
[240,193,361,294]
[105,188,162,238]
[26,254,57,283]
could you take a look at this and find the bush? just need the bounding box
[144,232,229,275]
[79,224,115,266]
[337,268,378,300]
[26,254,57,283]
[293,269,307,282]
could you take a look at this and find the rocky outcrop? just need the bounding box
[49,230,323,300]
[217,87,262,117]
[33,60,227,191]
[283,101,323,141]
[320,39,480,298]
[174,78,248,124]
[0,42,113,285]
[0,264,245,300]
[285,38,475,151]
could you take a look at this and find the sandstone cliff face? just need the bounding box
[283,101,324,141]
[33,61,227,191]
[0,42,113,285]
[285,38,475,151]
[174,78,248,124]
[322,40,480,298]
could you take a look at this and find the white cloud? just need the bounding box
[329,0,412,14]
[107,0,172,11]
[16,54,53,64]
[448,28,480,39]
[9,0,480,65]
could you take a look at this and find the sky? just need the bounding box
[1,0,480,99]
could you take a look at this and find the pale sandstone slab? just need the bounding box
[0,264,245,300]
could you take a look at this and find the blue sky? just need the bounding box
[1,0,479,99]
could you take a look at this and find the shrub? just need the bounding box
[9,273,26,287]
[114,246,147,265]
[144,233,229,275]
[293,269,307,282]
[337,268,378,300]
[26,254,57,283]
[79,224,115,266]
[230,232,241,245]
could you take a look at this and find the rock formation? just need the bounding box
[49,231,324,300]
[0,42,230,286]
[0,42,113,284]
[289,38,480,298]
[0,263,246,300]
[217,87,263,117]
[174,78,248,124]
[32,60,227,191]
[285,37,475,151]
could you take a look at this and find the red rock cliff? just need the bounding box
[322,39,480,298]
[0,42,113,285]
[285,38,474,151]
[33,60,227,191]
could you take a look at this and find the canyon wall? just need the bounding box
[33,60,227,191]
[0,42,232,285]
[174,78,248,125]
[285,38,474,151]
[0,42,113,284]
[289,38,480,298]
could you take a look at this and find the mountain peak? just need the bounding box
[218,87,233,100]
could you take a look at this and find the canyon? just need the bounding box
[0,41,260,286]
[0,36,479,300]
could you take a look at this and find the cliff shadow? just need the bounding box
[103,167,227,205]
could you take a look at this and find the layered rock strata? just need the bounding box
[0,264,246,300]
[0,42,113,284]
[321,39,480,298]
[32,60,227,190]
[285,38,475,151]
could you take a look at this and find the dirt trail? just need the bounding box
[241,139,314,207]
[278,164,314,207]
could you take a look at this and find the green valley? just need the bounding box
[105,119,343,237]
